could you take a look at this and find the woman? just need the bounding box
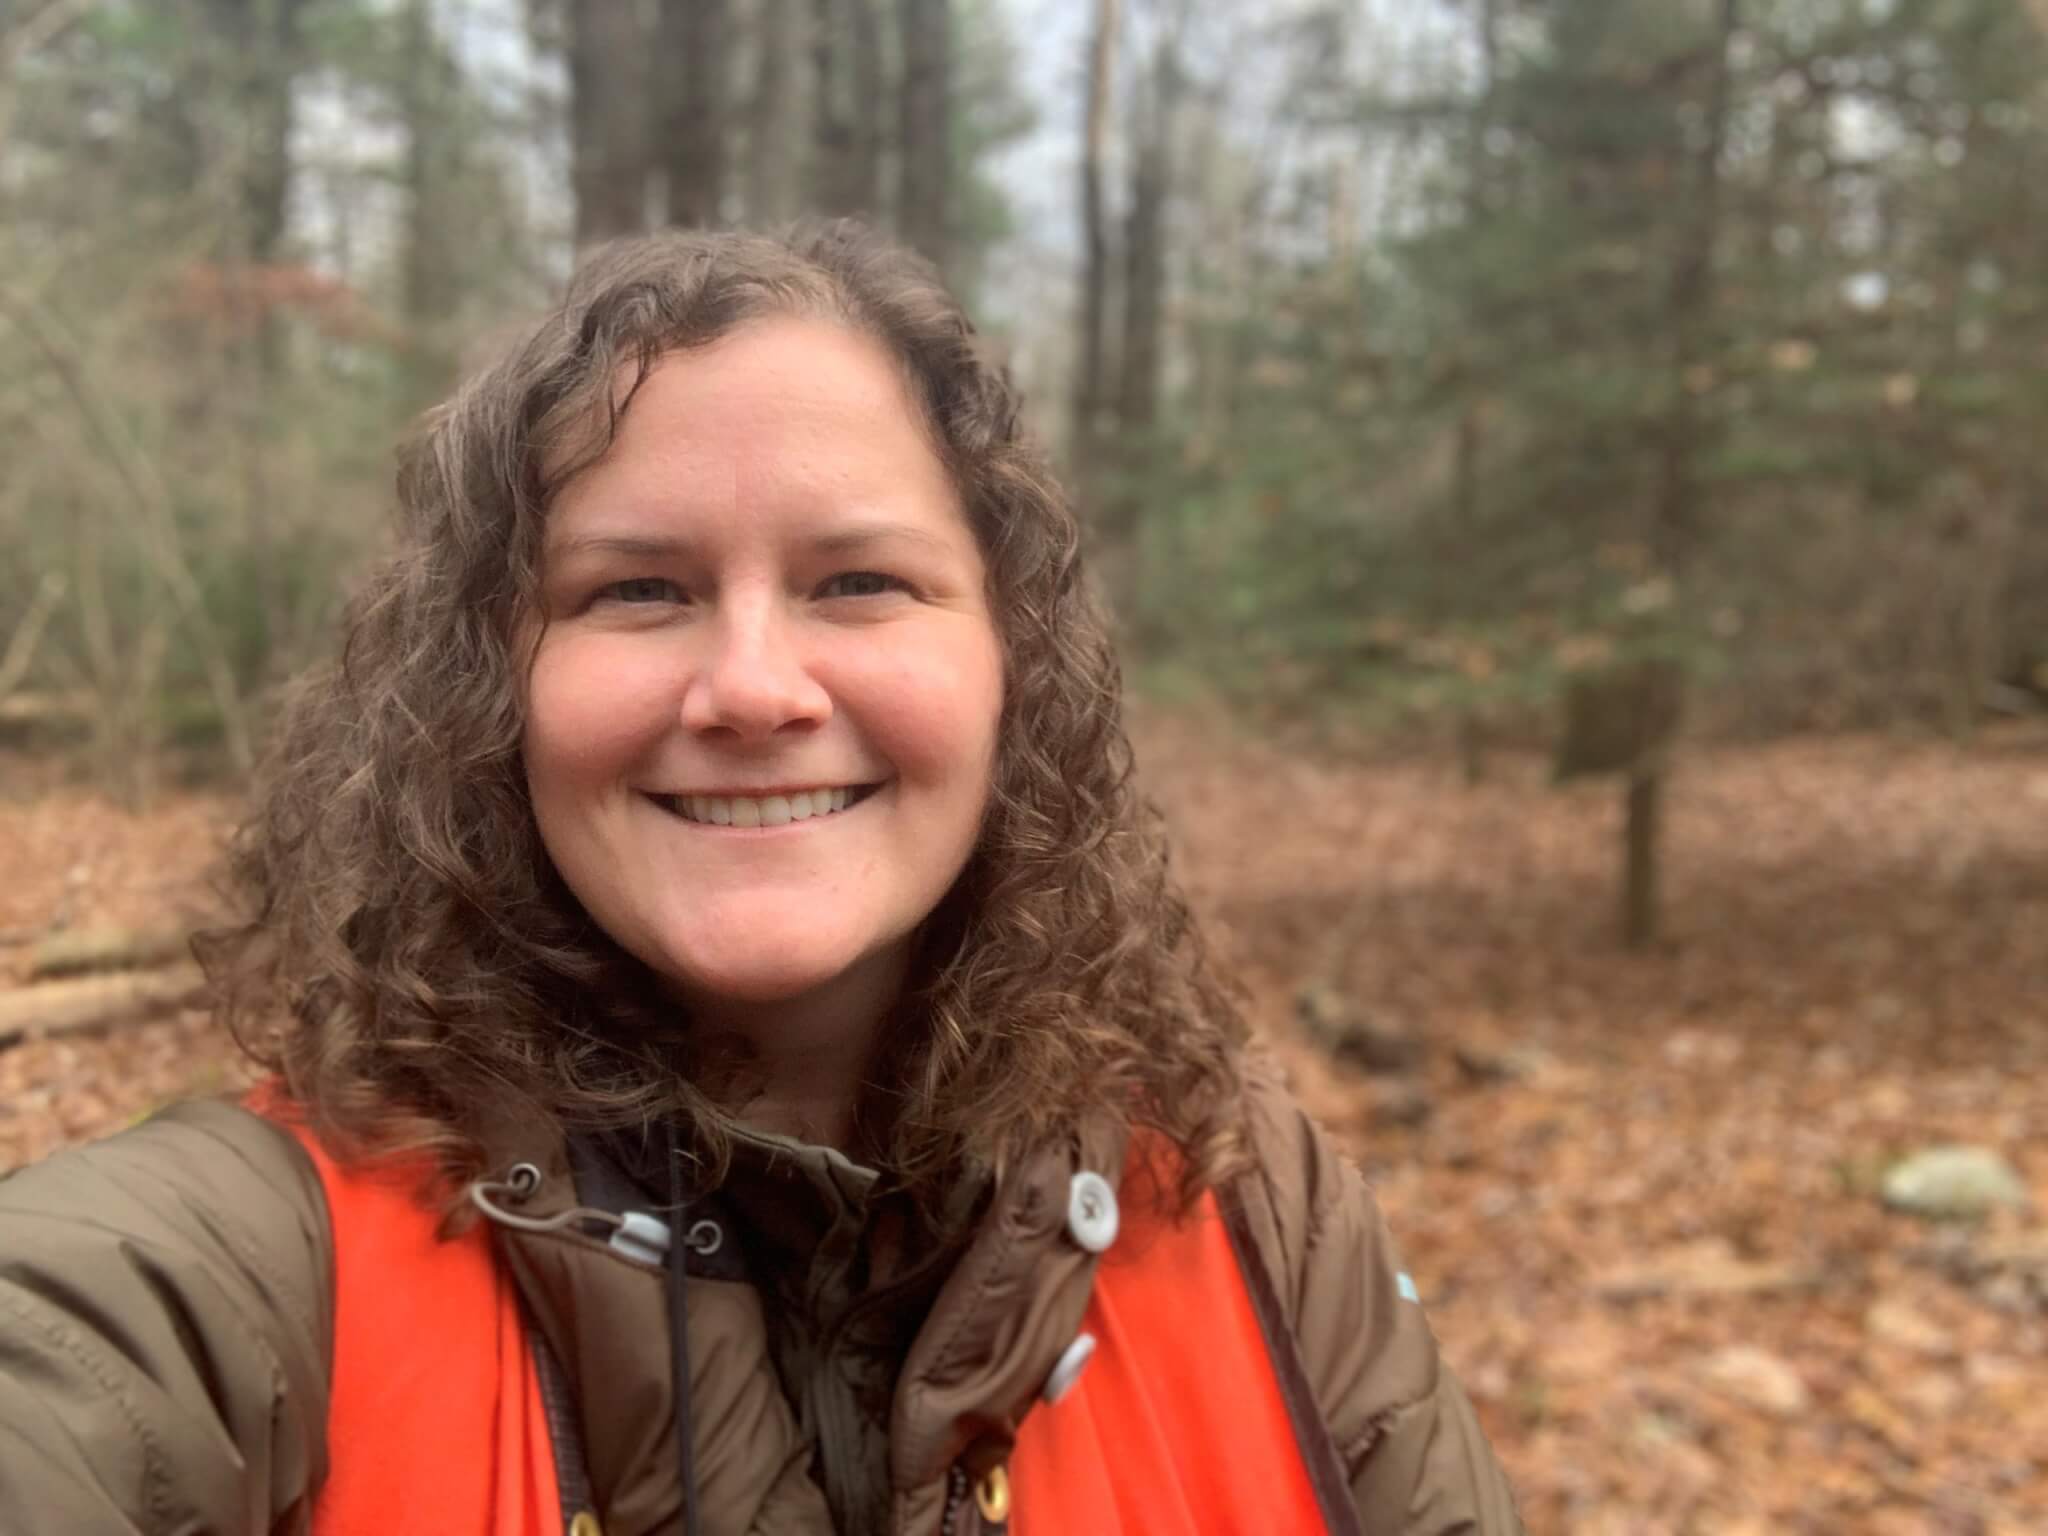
[0,226,1520,1535]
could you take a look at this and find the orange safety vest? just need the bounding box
[278,1113,1347,1536]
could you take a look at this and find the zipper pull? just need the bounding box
[940,1462,1010,1534]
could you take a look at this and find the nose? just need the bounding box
[678,593,832,740]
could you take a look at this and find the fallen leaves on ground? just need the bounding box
[3,720,2046,1531]
[1136,711,2048,1533]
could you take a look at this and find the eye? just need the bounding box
[817,571,907,599]
[598,577,685,605]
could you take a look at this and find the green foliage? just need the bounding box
[1116,0,2048,739]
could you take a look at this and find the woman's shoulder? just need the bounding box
[3,1094,329,1236]
[0,1097,337,1530]
[1230,1049,1382,1257]
[1227,1049,1444,1402]
[1226,1050,1526,1531]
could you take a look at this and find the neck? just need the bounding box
[685,945,909,1152]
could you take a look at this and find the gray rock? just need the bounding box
[1295,983,1425,1075]
[1453,1041,1554,1086]
[1881,1146,2029,1220]
[1369,1080,1436,1130]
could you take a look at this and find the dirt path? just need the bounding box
[4,724,2045,1531]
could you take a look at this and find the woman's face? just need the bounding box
[523,317,1004,1017]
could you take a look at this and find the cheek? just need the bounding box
[524,635,672,787]
[855,628,1004,785]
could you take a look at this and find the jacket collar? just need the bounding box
[473,1106,1132,1522]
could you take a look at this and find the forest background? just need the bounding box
[1,0,2045,1529]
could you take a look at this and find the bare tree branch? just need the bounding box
[0,0,100,157]
[0,285,254,773]
[0,570,63,701]
[0,0,97,63]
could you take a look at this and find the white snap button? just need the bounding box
[1066,1170,1119,1253]
[1043,1330,1097,1403]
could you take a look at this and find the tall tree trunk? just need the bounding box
[1651,0,1736,577]
[1621,0,1737,950]
[1448,0,1497,539]
[222,0,306,268]
[571,0,651,249]
[897,0,949,268]
[813,0,883,219]
[848,0,882,216]
[401,0,462,404]
[1072,0,1118,459]
[745,0,799,225]
[1118,23,1179,432]
[811,0,852,213]
[659,0,728,226]
[1449,0,1499,780]
[1623,764,1662,950]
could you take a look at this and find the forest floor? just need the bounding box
[2,717,2045,1533]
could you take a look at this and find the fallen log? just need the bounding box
[1591,1243,1837,1302]
[29,925,193,980]
[1909,1231,2048,1279]
[0,964,207,1048]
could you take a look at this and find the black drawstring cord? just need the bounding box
[666,1122,703,1536]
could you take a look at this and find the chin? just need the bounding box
[673,960,845,1006]
[657,934,874,1009]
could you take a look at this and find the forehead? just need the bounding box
[545,318,949,526]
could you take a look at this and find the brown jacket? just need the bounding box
[0,1064,1521,1534]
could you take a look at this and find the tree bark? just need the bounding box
[847,0,882,215]
[812,0,884,220]
[745,0,800,225]
[897,0,949,268]
[1072,0,1118,458]
[1117,23,1179,432]
[1448,0,1497,537]
[1623,764,1661,951]
[659,0,728,226]
[571,0,651,249]
[1618,0,1736,950]
[400,0,463,402]
[1650,0,1737,576]
[240,0,305,266]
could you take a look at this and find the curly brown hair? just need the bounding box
[202,223,1248,1209]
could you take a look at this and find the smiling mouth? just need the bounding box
[648,784,884,828]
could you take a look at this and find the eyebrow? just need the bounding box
[551,533,692,561]
[807,520,962,558]
[551,521,961,562]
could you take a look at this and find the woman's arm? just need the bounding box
[0,1100,334,1534]
[1239,1064,1524,1534]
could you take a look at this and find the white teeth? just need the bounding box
[668,787,865,825]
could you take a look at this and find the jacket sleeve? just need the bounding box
[0,1099,334,1535]
[1240,1067,1524,1535]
